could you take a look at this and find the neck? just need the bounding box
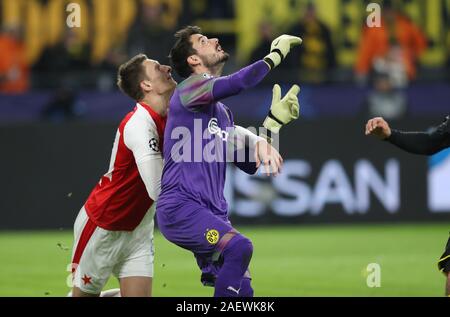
[194,62,225,77]
[140,91,171,117]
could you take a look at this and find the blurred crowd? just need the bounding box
[0,0,448,121]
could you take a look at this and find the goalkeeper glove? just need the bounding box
[263,84,300,136]
[264,34,302,69]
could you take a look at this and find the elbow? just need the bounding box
[147,186,161,202]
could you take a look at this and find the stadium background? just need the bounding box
[0,0,449,296]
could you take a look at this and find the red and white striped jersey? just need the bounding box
[84,102,166,231]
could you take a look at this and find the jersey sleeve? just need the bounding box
[178,73,215,110]
[226,125,261,175]
[388,115,450,155]
[123,118,163,201]
[177,60,270,111]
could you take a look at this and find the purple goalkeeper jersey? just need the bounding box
[158,60,270,217]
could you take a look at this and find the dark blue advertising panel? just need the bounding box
[0,119,449,229]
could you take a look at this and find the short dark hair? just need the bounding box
[117,54,147,101]
[169,26,201,78]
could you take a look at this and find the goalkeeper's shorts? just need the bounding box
[438,235,450,274]
[70,206,155,294]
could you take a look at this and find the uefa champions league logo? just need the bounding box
[149,138,159,152]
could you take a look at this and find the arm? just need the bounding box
[123,120,163,201]
[227,125,262,175]
[366,116,450,155]
[179,34,302,109]
[212,34,303,101]
[388,129,450,156]
[227,125,263,151]
[227,125,283,176]
[212,60,270,101]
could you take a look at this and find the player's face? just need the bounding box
[143,59,177,94]
[190,34,229,68]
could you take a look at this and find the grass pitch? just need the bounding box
[0,223,448,297]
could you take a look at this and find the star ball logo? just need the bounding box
[149,138,159,152]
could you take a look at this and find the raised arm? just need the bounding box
[178,34,302,110]
[213,34,302,101]
[212,60,270,100]
[366,116,450,155]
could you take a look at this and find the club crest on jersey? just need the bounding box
[149,138,159,152]
[208,118,229,141]
[205,229,220,245]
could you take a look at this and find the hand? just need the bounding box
[264,34,302,69]
[254,139,283,177]
[263,84,300,134]
[365,117,392,140]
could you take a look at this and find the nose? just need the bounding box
[163,65,172,73]
[211,38,218,45]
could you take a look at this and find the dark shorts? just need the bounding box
[438,235,450,274]
[157,200,250,286]
[157,201,235,254]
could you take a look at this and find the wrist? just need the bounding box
[263,116,282,134]
[259,132,273,144]
[384,129,395,141]
[263,52,282,69]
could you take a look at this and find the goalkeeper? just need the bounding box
[156,26,302,297]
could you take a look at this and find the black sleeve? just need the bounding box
[233,146,258,175]
[386,116,450,155]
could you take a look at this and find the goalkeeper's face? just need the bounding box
[190,33,229,69]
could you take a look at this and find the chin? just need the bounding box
[219,52,229,63]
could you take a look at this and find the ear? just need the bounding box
[187,55,201,68]
[140,80,152,94]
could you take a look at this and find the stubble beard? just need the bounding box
[201,52,230,76]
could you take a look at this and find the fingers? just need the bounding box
[256,142,284,177]
[290,101,300,119]
[254,143,261,168]
[287,35,303,46]
[269,158,278,177]
[263,158,271,176]
[272,84,281,105]
[365,117,388,136]
[286,84,300,96]
[285,94,299,119]
[274,152,283,174]
[365,119,379,135]
[365,121,371,135]
[371,118,379,131]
